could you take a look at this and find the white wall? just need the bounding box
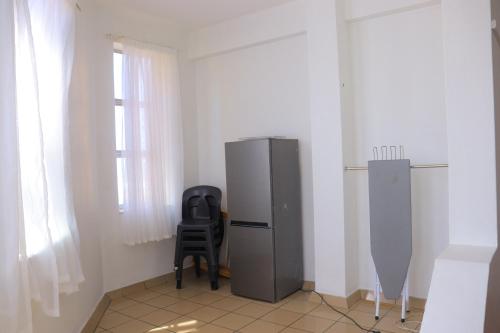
[344,3,449,298]
[441,0,497,248]
[306,0,350,297]
[346,0,440,21]
[188,0,306,59]
[485,1,500,331]
[194,33,315,281]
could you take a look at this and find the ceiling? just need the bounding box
[101,0,295,30]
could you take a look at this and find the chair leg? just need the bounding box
[174,231,183,289]
[206,228,219,290]
[194,255,201,278]
[208,264,219,290]
[176,259,184,289]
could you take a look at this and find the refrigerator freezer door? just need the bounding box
[229,224,275,302]
[225,140,273,226]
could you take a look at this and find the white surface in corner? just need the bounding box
[421,245,495,333]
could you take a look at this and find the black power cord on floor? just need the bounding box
[302,289,381,333]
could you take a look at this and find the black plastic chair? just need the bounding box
[174,186,224,290]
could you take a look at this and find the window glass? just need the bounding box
[115,105,125,151]
[113,52,123,100]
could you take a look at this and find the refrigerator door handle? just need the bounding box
[230,220,269,228]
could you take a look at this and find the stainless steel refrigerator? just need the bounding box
[225,138,303,303]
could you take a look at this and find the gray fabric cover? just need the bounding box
[368,160,412,300]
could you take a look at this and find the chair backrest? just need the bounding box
[182,186,222,221]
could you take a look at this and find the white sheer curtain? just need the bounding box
[0,0,84,330]
[0,1,30,332]
[121,39,184,245]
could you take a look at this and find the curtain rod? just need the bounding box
[106,33,177,52]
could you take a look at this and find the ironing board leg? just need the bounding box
[375,272,381,320]
[401,276,408,322]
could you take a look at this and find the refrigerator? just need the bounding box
[225,138,303,303]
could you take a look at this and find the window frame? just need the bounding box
[113,47,125,211]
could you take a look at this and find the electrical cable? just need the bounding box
[302,289,381,333]
[398,319,421,332]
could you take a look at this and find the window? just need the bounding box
[113,49,125,208]
[113,39,184,244]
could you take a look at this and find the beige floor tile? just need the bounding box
[208,284,232,296]
[117,303,157,318]
[373,316,420,333]
[104,308,116,315]
[144,295,179,308]
[239,319,286,333]
[167,288,204,300]
[252,297,290,308]
[99,312,132,330]
[384,308,423,321]
[188,306,228,322]
[351,300,392,315]
[281,328,310,333]
[159,316,205,332]
[338,310,377,328]
[324,322,365,333]
[149,284,178,294]
[109,298,139,311]
[235,302,276,318]
[280,300,320,314]
[290,314,336,333]
[165,300,204,315]
[210,296,250,311]
[211,312,255,330]
[109,319,154,333]
[139,309,181,326]
[126,290,162,302]
[308,304,343,321]
[188,292,225,305]
[196,323,233,333]
[288,291,322,304]
[261,308,303,326]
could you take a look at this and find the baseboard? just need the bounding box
[81,268,194,332]
[199,262,231,278]
[302,280,315,290]
[299,283,426,310]
[359,289,426,310]
[106,267,194,300]
[80,295,111,333]
[320,289,360,309]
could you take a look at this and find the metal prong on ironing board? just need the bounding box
[381,146,388,160]
[375,273,381,320]
[399,145,405,159]
[373,147,379,160]
[390,146,397,160]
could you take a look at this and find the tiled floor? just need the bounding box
[96,275,423,333]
